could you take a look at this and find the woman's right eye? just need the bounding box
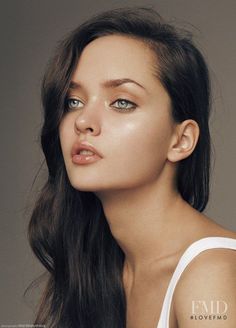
[66,98,84,111]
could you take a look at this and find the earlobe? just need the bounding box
[167,119,200,163]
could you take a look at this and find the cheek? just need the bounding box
[58,119,73,156]
[105,115,172,174]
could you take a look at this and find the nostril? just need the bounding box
[74,119,100,136]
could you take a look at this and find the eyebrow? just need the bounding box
[69,78,147,92]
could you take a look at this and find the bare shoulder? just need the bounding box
[173,231,236,327]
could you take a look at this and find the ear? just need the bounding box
[167,119,200,163]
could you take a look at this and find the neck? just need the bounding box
[95,172,190,276]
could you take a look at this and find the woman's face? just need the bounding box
[59,35,177,194]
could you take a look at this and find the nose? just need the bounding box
[74,107,101,136]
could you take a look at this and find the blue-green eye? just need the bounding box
[111,99,137,111]
[64,97,137,112]
[66,98,83,110]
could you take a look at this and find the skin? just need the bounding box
[59,35,236,328]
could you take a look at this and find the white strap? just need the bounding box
[156,237,236,328]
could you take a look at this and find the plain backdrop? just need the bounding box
[0,0,235,324]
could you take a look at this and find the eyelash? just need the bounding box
[65,97,137,112]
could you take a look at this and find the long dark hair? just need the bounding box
[28,6,212,327]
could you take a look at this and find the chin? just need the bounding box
[67,170,156,193]
[69,180,100,192]
[68,176,109,192]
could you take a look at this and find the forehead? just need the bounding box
[71,35,157,84]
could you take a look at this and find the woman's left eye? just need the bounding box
[111,99,137,111]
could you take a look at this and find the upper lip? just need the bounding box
[71,141,103,158]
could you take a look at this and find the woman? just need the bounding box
[28,6,236,328]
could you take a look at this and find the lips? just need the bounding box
[71,141,103,158]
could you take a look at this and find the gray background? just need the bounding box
[0,0,235,324]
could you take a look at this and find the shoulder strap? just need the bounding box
[156,236,236,328]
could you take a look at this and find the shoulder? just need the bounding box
[173,244,236,327]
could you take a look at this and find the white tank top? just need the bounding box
[156,236,236,328]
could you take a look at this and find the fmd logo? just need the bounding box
[190,300,228,320]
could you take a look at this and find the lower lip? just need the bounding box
[72,153,102,165]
